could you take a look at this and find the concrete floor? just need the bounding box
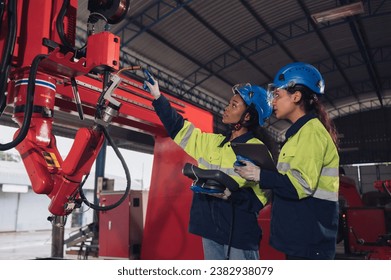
[0,230,53,260]
[0,229,92,260]
[0,229,354,260]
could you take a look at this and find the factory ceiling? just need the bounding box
[73,0,391,164]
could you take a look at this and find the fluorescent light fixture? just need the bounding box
[311,2,364,24]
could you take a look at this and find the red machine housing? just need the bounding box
[339,176,391,259]
[98,190,148,259]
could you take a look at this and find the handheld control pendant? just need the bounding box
[143,69,155,91]
[234,155,255,167]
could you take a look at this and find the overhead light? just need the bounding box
[311,2,364,24]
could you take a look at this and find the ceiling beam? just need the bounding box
[77,22,391,130]
[314,45,391,109]
[330,98,387,119]
[340,0,384,106]
[114,0,236,93]
[180,4,272,93]
[297,0,359,103]
[239,0,296,62]
[179,0,391,96]
[113,0,194,45]
[75,26,227,115]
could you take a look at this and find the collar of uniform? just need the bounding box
[284,113,317,141]
[219,131,254,147]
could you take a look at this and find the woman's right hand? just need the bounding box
[144,76,161,100]
[234,160,261,182]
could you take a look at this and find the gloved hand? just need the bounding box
[234,160,261,182]
[144,76,161,99]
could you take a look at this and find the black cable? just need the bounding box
[0,0,16,73]
[0,1,5,31]
[225,201,235,260]
[0,54,47,151]
[55,0,74,51]
[78,125,131,211]
[0,0,17,115]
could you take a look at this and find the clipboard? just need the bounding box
[231,143,277,171]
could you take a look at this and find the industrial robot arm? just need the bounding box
[0,0,134,216]
[0,0,213,219]
[14,72,129,216]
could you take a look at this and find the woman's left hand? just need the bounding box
[234,160,261,182]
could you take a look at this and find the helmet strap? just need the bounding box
[230,107,250,131]
[231,123,242,131]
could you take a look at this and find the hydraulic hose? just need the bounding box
[0,0,17,115]
[0,54,47,151]
[0,1,5,31]
[55,0,74,51]
[79,125,131,211]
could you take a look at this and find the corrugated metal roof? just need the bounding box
[73,0,391,164]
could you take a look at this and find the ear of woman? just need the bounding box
[292,91,302,103]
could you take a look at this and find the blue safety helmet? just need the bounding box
[270,62,325,95]
[232,83,273,126]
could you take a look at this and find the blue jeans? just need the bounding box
[202,238,259,260]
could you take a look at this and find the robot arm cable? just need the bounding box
[0,0,17,114]
[55,0,74,52]
[0,54,47,151]
[78,120,131,212]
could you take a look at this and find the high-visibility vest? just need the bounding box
[277,118,339,201]
[174,120,269,205]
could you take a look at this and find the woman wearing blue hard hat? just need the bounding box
[235,62,340,260]
[144,75,277,260]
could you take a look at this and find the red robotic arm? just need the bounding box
[12,71,124,216]
[1,0,129,216]
[1,0,214,218]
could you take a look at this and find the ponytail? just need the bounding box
[290,85,339,148]
[312,99,339,148]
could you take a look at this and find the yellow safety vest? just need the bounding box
[174,120,269,206]
[277,118,339,201]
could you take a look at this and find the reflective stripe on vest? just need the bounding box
[178,123,195,149]
[198,157,238,177]
[277,162,339,202]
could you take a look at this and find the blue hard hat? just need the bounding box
[271,62,325,95]
[232,83,273,126]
